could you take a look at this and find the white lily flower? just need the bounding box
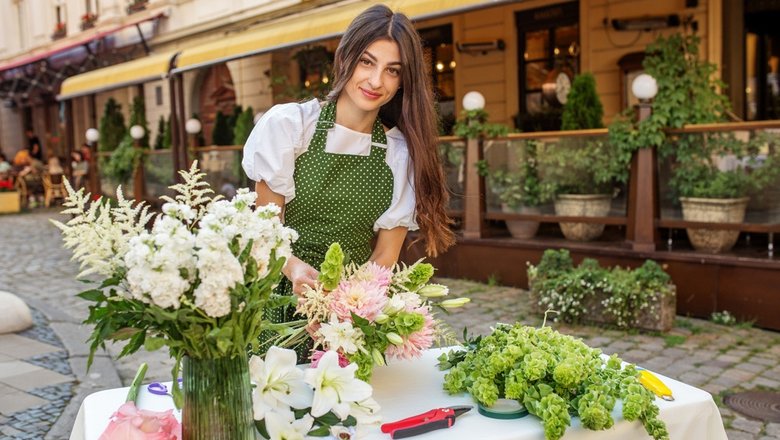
[330,425,354,439]
[264,408,313,440]
[318,317,363,354]
[304,351,373,419]
[350,397,382,425]
[249,347,313,420]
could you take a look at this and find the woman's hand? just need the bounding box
[283,256,319,296]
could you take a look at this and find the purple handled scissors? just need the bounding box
[147,378,183,396]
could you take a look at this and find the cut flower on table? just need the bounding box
[250,347,380,440]
[296,243,467,381]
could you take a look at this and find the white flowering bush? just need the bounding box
[527,249,675,329]
[250,347,381,439]
[53,163,300,407]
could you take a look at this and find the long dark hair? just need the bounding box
[327,4,454,257]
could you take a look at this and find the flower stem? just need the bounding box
[126,362,148,403]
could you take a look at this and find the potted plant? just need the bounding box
[483,140,546,238]
[611,33,780,252]
[51,22,66,40]
[536,73,624,241]
[80,12,97,30]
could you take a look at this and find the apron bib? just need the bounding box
[258,100,394,360]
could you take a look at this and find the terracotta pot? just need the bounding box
[501,204,540,239]
[680,197,749,253]
[553,194,611,241]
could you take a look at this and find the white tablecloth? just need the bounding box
[70,348,727,440]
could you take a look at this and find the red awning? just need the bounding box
[0,10,167,73]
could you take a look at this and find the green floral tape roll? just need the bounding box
[477,399,529,419]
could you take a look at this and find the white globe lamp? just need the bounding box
[462,91,485,111]
[129,125,145,140]
[632,74,658,101]
[185,118,202,134]
[85,128,99,143]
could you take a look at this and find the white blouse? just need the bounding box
[242,99,418,231]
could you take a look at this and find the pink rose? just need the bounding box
[99,402,181,440]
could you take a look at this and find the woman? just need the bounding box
[242,4,454,359]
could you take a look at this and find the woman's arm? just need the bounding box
[370,226,409,268]
[255,181,318,295]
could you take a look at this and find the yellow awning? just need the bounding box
[174,0,499,73]
[58,51,178,100]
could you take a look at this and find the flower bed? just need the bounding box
[527,249,676,332]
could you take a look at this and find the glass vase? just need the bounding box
[182,352,256,440]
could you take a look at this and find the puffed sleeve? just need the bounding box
[374,131,419,231]
[241,103,304,203]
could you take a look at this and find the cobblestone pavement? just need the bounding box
[0,209,779,439]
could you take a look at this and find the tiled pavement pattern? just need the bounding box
[0,209,778,439]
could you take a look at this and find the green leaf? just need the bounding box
[77,289,106,302]
[307,426,331,436]
[144,337,167,352]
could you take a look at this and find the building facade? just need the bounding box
[0,0,778,160]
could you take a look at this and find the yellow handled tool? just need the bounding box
[638,370,674,401]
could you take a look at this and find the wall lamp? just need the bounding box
[611,14,680,32]
[456,39,505,55]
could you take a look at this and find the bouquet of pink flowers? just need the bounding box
[296,243,468,380]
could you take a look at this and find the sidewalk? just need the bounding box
[0,210,778,439]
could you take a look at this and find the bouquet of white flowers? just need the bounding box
[54,163,306,439]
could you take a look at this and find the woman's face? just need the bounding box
[341,39,402,114]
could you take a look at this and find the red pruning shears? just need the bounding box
[381,405,472,439]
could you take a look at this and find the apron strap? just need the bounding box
[314,100,388,157]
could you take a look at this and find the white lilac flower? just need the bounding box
[249,347,313,421]
[318,317,364,354]
[264,408,313,440]
[304,351,372,419]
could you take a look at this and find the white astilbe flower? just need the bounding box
[51,181,153,278]
[296,284,332,324]
[160,161,220,225]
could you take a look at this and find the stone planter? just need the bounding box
[0,191,21,214]
[680,197,749,253]
[529,284,676,332]
[502,204,540,239]
[553,194,612,241]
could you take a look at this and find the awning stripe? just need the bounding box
[57,51,177,100]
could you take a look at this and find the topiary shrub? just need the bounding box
[233,106,254,146]
[153,116,166,150]
[561,73,604,130]
[98,98,126,152]
[128,96,150,148]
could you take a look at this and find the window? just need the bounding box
[745,5,780,120]
[155,86,164,106]
[418,24,455,134]
[515,2,579,131]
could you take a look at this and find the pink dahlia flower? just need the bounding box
[99,402,181,440]
[330,279,388,322]
[385,306,435,360]
[359,262,393,288]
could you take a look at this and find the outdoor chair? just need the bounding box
[42,173,66,207]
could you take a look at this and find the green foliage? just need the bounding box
[128,96,150,148]
[102,134,141,184]
[561,73,604,130]
[98,98,126,152]
[233,106,255,146]
[710,310,737,326]
[212,111,233,146]
[439,323,669,440]
[163,117,172,150]
[484,140,546,208]
[452,109,510,139]
[227,105,243,135]
[153,116,166,150]
[537,138,629,195]
[527,250,674,329]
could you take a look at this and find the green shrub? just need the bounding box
[98,98,126,152]
[233,106,254,146]
[128,96,150,148]
[561,73,603,130]
[212,111,232,146]
[527,249,675,328]
[153,116,166,150]
[484,140,545,208]
[102,134,141,184]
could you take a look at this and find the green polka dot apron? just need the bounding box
[257,100,394,361]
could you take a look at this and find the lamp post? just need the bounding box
[129,125,146,201]
[462,91,486,239]
[85,128,99,195]
[628,73,659,252]
[184,118,202,170]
